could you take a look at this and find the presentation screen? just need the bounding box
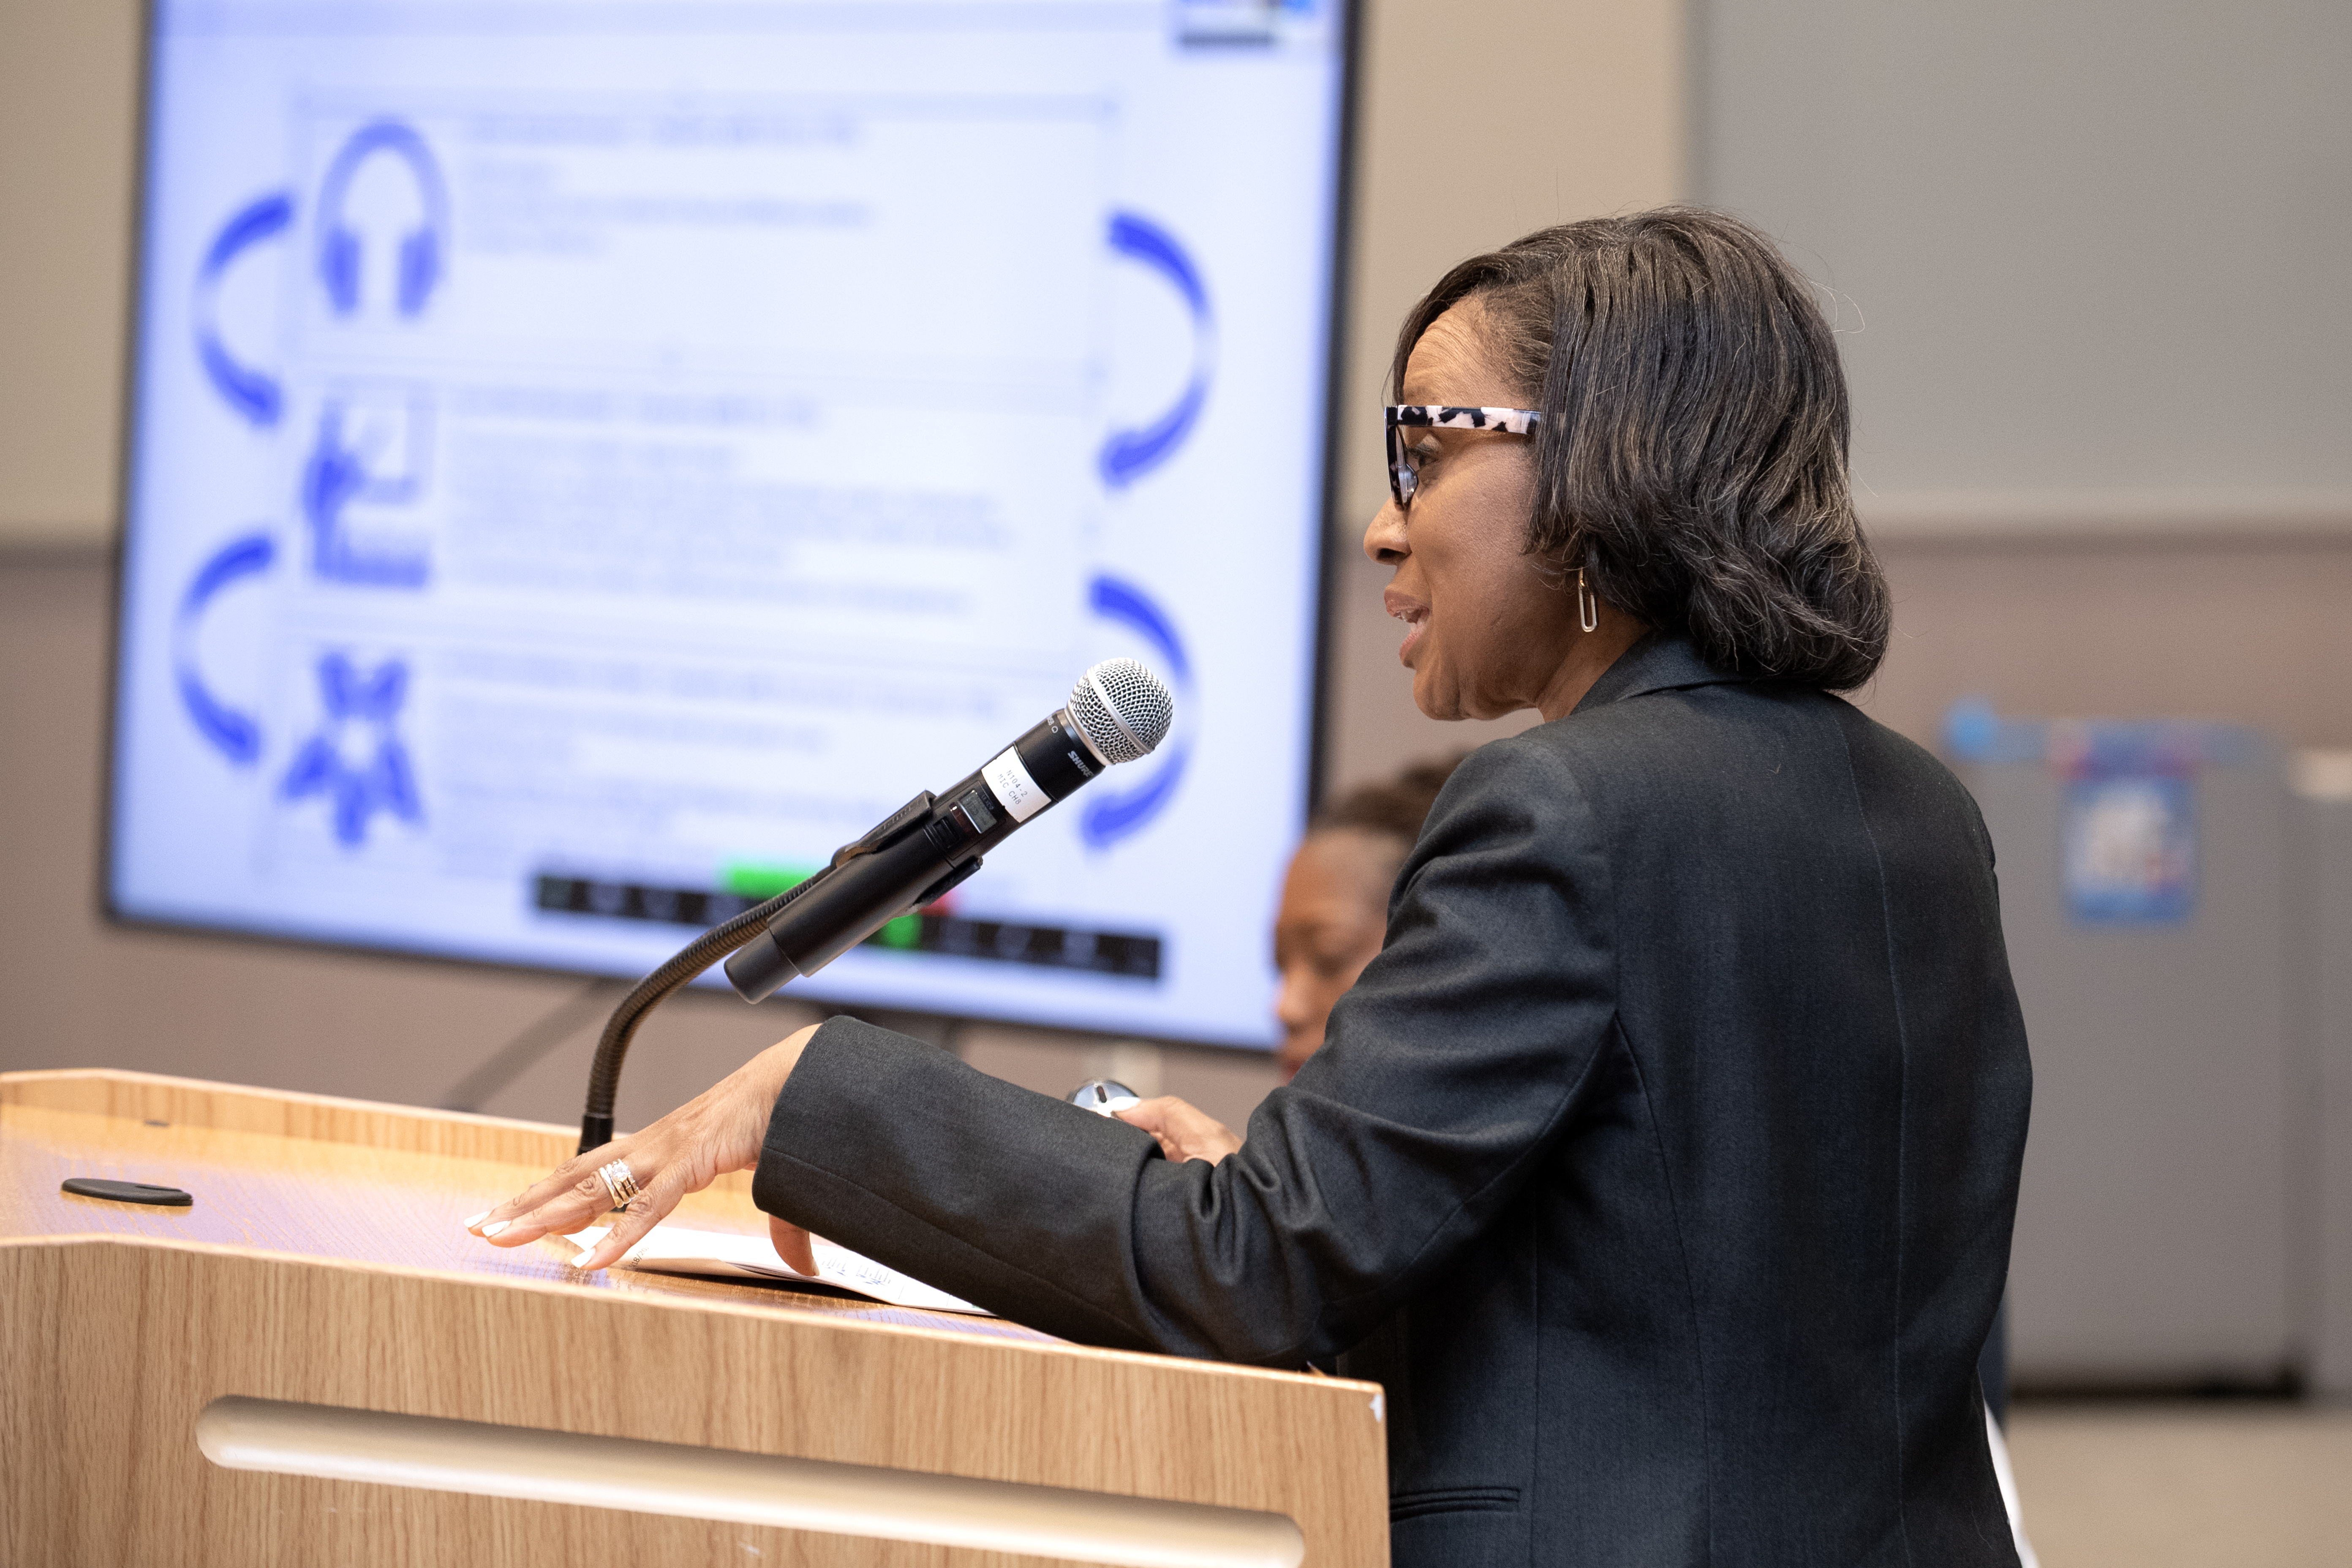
[109,0,1349,1050]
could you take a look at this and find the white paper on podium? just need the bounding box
[566,1224,993,1317]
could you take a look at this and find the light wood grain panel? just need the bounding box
[0,1067,756,1201]
[2,1066,580,1154]
[3,1239,1388,1566]
[193,1397,1307,1566]
[0,1072,1390,1565]
[0,1091,1041,1337]
[0,1072,752,1194]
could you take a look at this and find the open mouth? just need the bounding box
[1382,583,1430,666]
[1392,604,1429,663]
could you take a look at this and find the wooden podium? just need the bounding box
[0,1070,1388,1567]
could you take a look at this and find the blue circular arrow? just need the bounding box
[173,531,277,765]
[194,191,294,427]
[1098,212,1214,490]
[1080,573,1192,850]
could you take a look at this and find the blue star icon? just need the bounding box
[280,651,424,847]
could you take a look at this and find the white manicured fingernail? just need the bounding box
[569,1248,598,1269]
[462,1210,490,1229]
[482,1220,510,1238]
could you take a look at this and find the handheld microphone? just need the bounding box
[723,659,1175,1002]
[575,659,1175,1153]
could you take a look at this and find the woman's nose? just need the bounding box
[1363,498,1407,566]
[1274,965,1315,1028]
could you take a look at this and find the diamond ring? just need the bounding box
[596,1160,641,1210]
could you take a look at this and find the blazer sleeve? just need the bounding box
[751,735,1623,1364]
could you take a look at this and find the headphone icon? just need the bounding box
[315,120,449,318]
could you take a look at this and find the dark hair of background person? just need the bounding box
[1309,755,1465,851]
[1389,207,1891,692]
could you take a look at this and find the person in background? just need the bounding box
[1272,757,1463,1080]
[1109,757,1467,1170]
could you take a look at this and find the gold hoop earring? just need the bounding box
[1577,568,1599,634]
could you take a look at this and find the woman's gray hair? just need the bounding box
[1391,207,1890,691]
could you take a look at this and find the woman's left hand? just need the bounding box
[1115,1095,1242,1166]
[465,1024,820,1274]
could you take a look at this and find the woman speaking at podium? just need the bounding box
[473,208,2031,1566]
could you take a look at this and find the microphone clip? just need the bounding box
[828,791,936,869]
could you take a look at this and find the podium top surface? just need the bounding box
[4,1071,1394,1565]
[0,1067,1058,1346]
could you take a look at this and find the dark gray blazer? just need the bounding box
[754,633,2032,1567]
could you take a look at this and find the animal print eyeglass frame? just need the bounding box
[1384,405,1544,512]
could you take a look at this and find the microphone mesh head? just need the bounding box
[1069,659,1173,765]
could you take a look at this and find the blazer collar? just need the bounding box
[1571,632,1745,715]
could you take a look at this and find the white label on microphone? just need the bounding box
[982,747,1049,822]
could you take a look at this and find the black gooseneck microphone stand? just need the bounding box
[574,892,798,1154]
[571,662,1171,1154]
[572,784,967,1154]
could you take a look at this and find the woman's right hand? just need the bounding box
[1116,1096,1241,1166]
[464,1026,819,1274]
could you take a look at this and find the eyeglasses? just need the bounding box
[1385,405,1543,511]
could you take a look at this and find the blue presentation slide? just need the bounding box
[110,0,1346,1050]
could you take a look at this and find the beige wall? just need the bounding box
[1865,536,2352,750]
[1698,0,2352,528]
[1331,0,2352,787]
[1321,531,2352,798]
[0,0,139,545]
